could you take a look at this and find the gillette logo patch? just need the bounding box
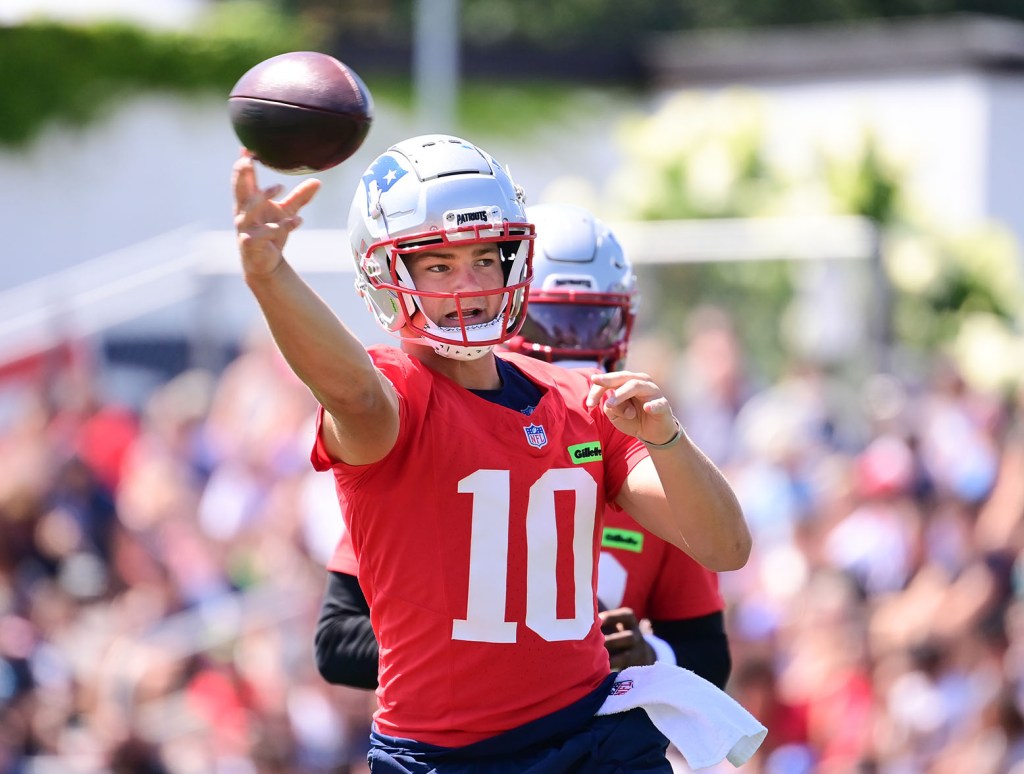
[568,441,602,464]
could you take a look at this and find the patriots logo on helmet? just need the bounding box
[362,154,408,214]
[523,423,548,449]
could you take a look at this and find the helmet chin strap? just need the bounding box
[430,341,495,361]
[416,312,508,361]
[402,334,494,361]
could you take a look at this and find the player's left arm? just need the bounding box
[588,370,751,572]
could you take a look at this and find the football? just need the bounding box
[228,51,374,175]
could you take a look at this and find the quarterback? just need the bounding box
[316,203,732,695]
[232,134,751,772]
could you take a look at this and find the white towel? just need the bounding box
[595,663,767,770]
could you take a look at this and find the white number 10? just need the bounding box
[452,467,598,644]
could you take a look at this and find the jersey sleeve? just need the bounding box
[310,403,337,472]
[310,345,422,474]
[598,418,649,504]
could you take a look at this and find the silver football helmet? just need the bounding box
[506,203,638,372]
[348,134,535,360]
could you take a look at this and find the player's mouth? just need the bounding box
[446,307,484,322]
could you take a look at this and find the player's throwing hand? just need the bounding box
[232,150,321,278]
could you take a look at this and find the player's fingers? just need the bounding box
[257,217,302,239]
[237,184,285,228]
[239,210,299,237]
[585,381,608,409]
[588,371,648,408]
[603,377,658,406]
[599,608,641,632]
[596,387,639,422]
[641,395,673,416]
[603,631,638,652]
[231,154,257,212]
[236,222,279,243]
[280,178,322,215]
[279,215,303,237]
[591,370,653,387]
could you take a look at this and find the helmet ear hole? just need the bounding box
[500,241,521,259]
[499,240,522,283]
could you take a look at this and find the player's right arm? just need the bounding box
[232,151,399,464]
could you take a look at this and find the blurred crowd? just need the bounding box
[2,307,1024,774]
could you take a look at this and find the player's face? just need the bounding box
[404,244,506,327]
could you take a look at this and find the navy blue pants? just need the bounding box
[367,675,671,773]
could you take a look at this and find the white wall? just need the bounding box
[985,74,1024,241]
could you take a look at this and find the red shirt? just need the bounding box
[597,503,723,621]
[312,347,647,746]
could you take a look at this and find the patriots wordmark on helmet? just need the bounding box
[456,210,488,226]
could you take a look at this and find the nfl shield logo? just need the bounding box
[523,424,548,449]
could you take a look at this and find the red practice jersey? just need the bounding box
[596,504,723,621]
[312,347,648,746]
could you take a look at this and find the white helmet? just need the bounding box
[348,134,535,360]
[506,203,638,372]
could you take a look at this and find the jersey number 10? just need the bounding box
[452,467,597,644]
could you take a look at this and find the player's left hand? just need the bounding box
[600,607,656,670]
[586,371,678,445]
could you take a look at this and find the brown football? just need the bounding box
[228,51,373,175]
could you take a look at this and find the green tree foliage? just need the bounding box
[0,2,316,146]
